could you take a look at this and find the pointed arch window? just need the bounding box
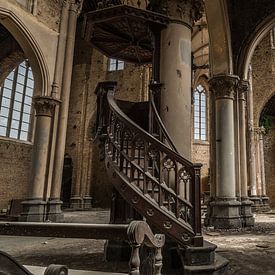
[0,60,34,141]
[194,84,207,141]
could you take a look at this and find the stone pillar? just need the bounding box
[20,97,59,222]
[208,75,241,229]
[256,127,270,211]
[255,128,263,197]
[159,0,203,160]
[247,72,260,209]
[238,81,253,227]
[48,0,82,220]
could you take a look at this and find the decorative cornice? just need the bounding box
[209,75,239,100]
[150,0,203,26]
[33,96,61,117]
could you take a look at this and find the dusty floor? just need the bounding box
[0,210,275,274]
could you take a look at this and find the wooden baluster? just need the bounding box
[192,164,203,246]
[154,247,163,275]
[129,244,141,275]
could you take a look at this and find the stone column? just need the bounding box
[208,75,241,229]
[259,127,270,209]
[20,97,59,222]
[255,128,263,197]
[246,72,260,210]
[238,81,253,227]
[159,0,203,160]
[48,0,82,220]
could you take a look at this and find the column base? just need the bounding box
[178,240,229,274]
[83,196,93,210]
[46,199,64,222]
[20,199,46,222]
[70,196,83,209]
[208,199,242,229]
[240,198,254,227]
[261,196,271,212]
[249,196,262,212]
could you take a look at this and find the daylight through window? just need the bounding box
[0,60,34,141]
[194,84,206,141]
[108,58,124,71]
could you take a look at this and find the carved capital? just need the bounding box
[209,75,239,100]
[61,0,70,8]
[254,126,266,137]
[238,80,249,101]
[33,96,61,117]
[149,0,203,25]
[69,0,83,15]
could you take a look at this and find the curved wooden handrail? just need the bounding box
[105,90,203,246]
[107,91,194,169]
[149,95,178,153]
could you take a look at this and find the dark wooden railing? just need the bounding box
[148,83,178,153]
[105,88,203,246]
[0,221,165,275]
[92,0,148,10]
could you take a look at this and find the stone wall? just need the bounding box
[252,33,275,123]
[252,32,275,205]
[0,138,32,210]
[36,0,62,32]
[263,117,275,207]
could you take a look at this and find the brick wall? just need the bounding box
[263,117,275,207]
[0,138,32,210]
[252,32,275,206]
[252,34,275,123]
[66,30,150,207]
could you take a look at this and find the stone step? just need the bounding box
[24,265,126,275]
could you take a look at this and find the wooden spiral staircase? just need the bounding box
[89,1,229,273]
[96,82,203,248]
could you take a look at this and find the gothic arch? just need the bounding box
[258,91,275,125]
[238,12,275,80]
[0,4,51,97]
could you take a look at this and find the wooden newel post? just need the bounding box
[193,163,203,246]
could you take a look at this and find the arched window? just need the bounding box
[0,60,34,141]
[194,84,207,141]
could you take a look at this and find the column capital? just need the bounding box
[33,96,61,117]
[69,0,83,15]
[238,80,249,101]
[151,0,203,26]
[60,0,70,8]
[209,75,239,100]
[254,126,266,137]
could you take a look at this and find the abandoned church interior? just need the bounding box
[0,0,274,274]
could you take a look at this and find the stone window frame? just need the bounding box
[0,60,34,142]
[108,58,125,71]
[271,28,275,49]
[193,84,207,141]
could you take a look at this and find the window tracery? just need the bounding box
[0,60,34,141]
